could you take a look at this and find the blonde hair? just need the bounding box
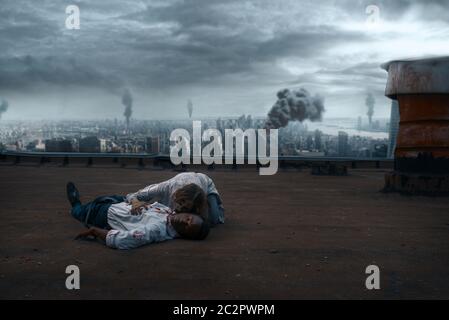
[173,183,208,222]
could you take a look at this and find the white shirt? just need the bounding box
[125,172,221,208]
[105,202,178,250]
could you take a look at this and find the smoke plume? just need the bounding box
[366,93,375,125]
[0,99,8,119]
[187,99,193,118]
[265,88,325,129]
[122,88,133,128]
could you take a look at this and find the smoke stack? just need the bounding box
[265,88,325,129]
[187,99,193,118]
[122,89,133,130]
[365,93,375,125]
[0,98,8,119]
[382,56,449,195]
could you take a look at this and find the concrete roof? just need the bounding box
[1,165,448,299]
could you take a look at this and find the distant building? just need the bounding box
[146,136,160,154]
[15,140,24,151]
[388,100,400,158]
[45,139,74,152]
[373,144,388,158]
[338,131,349,157]
[357,116,362,131]
[358,147,371,158]
[314,130,322,151]
[79,136,104,153]
[306,135,313,151]
[26,139,45,152]
[296,151,325,157]
[79,136,97,153]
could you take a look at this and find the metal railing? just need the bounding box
[0,150,393,170]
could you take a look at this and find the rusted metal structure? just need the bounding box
[382,56,449,195]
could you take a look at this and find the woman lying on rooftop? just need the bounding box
[126,172,225,226]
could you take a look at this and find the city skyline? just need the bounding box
[0,116,390,160]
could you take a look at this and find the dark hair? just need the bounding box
[184,217,210,241]
[173,183,208,221]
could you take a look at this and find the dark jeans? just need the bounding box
[71,195,125,229]
[207,194,225,225]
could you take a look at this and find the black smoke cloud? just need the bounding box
[122,88,133,127]
[265,88,325,129]
[187,99,193,118]
[366,93,375,124]
[0,99,8,119]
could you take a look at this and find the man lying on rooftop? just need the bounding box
[66,182,210,250]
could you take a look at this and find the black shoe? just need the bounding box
[66,182,81,207]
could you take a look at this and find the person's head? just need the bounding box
[173,183,207,220]
[170,213,209,240]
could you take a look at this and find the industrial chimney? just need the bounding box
[382,56,449,195]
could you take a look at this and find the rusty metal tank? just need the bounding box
[382,56,449,195]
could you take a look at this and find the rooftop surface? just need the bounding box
[1,164,449,299]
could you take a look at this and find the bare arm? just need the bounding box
[75,227,108,242]
[126,183,165,203]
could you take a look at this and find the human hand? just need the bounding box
[75,228,96,240]
[130,200,149,215]
[75,227,108,242]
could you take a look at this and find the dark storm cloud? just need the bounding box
[125,25,369,86]
[291,62,388,88]
[0,0,448,119]
[255,28,366,61]
[0,55,123,90]
[0,0,372,90]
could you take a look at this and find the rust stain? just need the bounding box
[395,93,449,159]
[398,95,449,122]
[402,65,432,93]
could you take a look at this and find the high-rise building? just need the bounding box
[45,139,74,152]
[306,135,313,151]
[338,131,349,157]
[314,129,322,151]
[146,136,160,154]
[373,144,388,158]
[388,100,400,158]
[79,136,101,153]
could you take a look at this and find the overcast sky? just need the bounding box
[1,0,449,120]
